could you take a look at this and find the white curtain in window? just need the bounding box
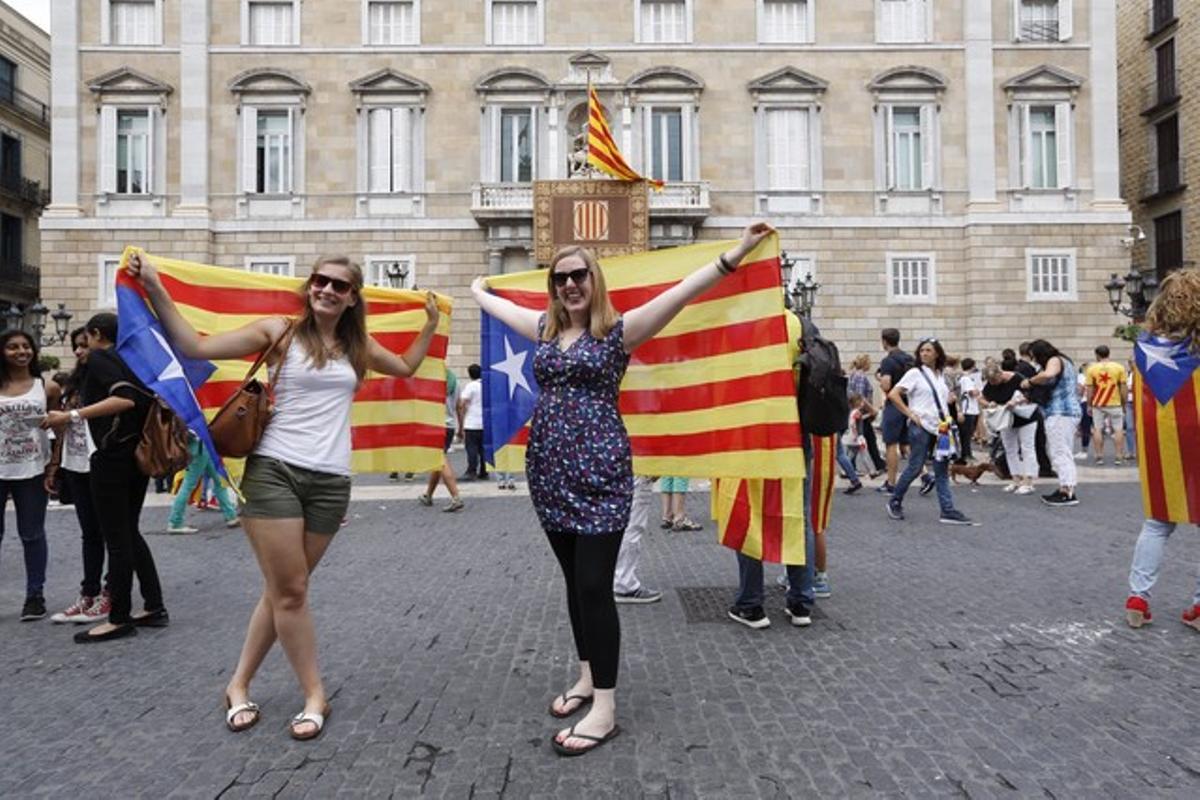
[249,2,294,45]
[247,261,292,276]
[891,257,930,299]
[647,107,684,182]
[252,109,293,194]
[111,0,156,45]
[368,1,415,44]
[499,108,534,182]
[492,0,538,45]
[368,107,413,193]
[116,109,152,194]
[1031,254,1071,295]
[761,0,807,43]
[1028,106,1056,189]
[879,0,927,42]
[889,107,922,190]
[765,108,810,190]
[642,0,687,43]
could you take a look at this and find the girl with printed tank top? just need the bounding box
[124,252,440,741]
[46,327,110,625]
[1022,339,1082,507]
[0,329,61,621]
[470,222,774,757]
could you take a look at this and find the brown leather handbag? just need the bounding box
[108,381,192,479]
[208,320,295,458]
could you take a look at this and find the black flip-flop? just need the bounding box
[551,723,621,757]
[548,693,593,719]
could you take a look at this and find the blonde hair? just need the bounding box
[294,255,370,382]
[1145,268,1200,352]
[851,353,871,372]
[541,246,619,342]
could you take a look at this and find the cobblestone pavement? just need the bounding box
[2,462,1199,799]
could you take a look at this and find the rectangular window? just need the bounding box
[1018,0,1059,41]
[1155,211,1183,279]
[891,107,922,190]
[649,108,684,183]
[641,0,688,43]
[0,135,20,191]
[244,257,295,276]
[0,213,21,266]
[1029,106,1057,189]
[879,0,928,43]
[499,108,533,183]
[760,0,808,43]
[367,1,417,44]
[0,57,15,103]
[1027,251,1076,300]
[99,256,121,307]
[1155,114,1181,193]
[491,0,539,45]
[116,109,150,194]
[249,1,295,45]
[887,254,934,303]
[256,110,292,194]
[367,107,413,193]
[365,256,417,289]
[110,0,157,44]
[1156,39,1177,105]
[765,108,810,190]
[1151,0,1175,35]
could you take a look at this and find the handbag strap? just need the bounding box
[266,319,297,390]
[241,318,295,385]
[916,367,950,420]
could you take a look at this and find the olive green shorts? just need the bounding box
[241,455,352,535]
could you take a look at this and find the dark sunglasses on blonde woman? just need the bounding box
[552,268,590,288]
[310,273,354,295]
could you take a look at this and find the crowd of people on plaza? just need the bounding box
[1,228,1196,757]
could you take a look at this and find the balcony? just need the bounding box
[471,181,711,222]
[0,175,48,208]
[0,82,49,131]
[1141,70,1180,115]
[0,262,39,301]
[1141,158,1187,200]
[1018,19,1059,43]
[1147,0,1177,38]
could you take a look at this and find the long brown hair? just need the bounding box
[541,246,619,342]
[1145,268,1200,352]
[294,256,370,381]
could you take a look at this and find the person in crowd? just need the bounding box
[1016,341,1055,478]
[43,313,165,643]
[418,365,464,512]
[1123,268,1200,630]
[46,327,109,624]
[956,358,982,463]
[1075,361,1091,462]
[876,328,914,494]
[1,329,60,621]
[981,363,1040,495]
[613,476,663,604]
[457,364,486,481]
[884,338,974,525]
[1022,339,1082,507]
[1000,348,1018,371]
[122,253,440,739]
[472,222,773,756]
[1085,345,1129,465]
[659,477,702,531]
[847,354,885,476]
[837,393,867,494]
[1124,357,1137,452]
[166,432,240,533]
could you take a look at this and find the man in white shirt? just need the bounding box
[955,358,982,463]
[457,364,486,480]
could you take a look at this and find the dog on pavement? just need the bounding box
[949,462,995,486]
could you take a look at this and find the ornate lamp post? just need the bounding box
[384,261,411,290]
[1104,268,1159,320]
[779,250,821,317]
[2,301,74,346]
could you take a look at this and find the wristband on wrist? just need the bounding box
[716,254,735,275]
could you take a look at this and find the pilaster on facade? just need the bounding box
[46,0,82,217]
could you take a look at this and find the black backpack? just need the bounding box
[795,321,850,437]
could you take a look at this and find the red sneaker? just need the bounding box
[81,592,112,622]
[1126,596,1152,628]
[1181,605,1200,632]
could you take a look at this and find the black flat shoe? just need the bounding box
[133,608,170,628]
[74,624,138,643]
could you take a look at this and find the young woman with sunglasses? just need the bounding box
[470,222,773,756]
[124,252,440,740]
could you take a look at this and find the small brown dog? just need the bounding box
[949,462,995,486]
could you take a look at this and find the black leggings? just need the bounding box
[90,457,162,625]
[545,529,625,690]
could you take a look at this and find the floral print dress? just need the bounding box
[526,317,633,535]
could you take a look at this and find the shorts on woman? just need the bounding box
[241,454,351,535]
[658,476,689,493]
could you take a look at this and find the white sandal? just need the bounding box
[289,704,331,741]
[224,697,260,733]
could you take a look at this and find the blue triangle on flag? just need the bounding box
[481,307,539,466]
[1135,333,1200,405]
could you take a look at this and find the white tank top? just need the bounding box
[0,379,51,480]
[254,341,358,476]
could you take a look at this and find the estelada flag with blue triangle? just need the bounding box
[480,236,804,478]
[1134,332,1200,524]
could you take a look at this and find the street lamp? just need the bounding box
[384,261,411,290]
[1105,268,1160,320]
[2,301,74,345]
[779,250,821,317]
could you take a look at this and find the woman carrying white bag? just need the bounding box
[981,363,1042,495]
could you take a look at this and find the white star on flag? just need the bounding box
[492,336,532,400]
[1142,339,1183,373]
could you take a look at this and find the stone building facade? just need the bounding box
[1117,0,1193,280]
[43,0,1130,366]
[0,1,49,309]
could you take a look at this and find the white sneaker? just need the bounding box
[225,517,241,528]
[1015,485,1036,495]
[166,525,199,534]
[51,595,94,624]
[1003,484,1018,493]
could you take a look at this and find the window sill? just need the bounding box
[757,192,822,215]
[1145,17,1179,42]
[876,191,941,215]
[236,195,305,219]
[1007,189,1077,212]
[95,194,166,217]
[356,194,425,217]
[1027,294,1078,303]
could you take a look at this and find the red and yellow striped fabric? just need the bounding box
[586,86,664,189]
[1135,369,1200,524]
[121,248,452,474]
[808,434,838,535]
[712,477,805,565]
[485,236,803,478]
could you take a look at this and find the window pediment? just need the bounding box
[87,67,173,105]
[563,51,615,86]
[627,66,704,93]
[475,67,552,98]
[1003,65,1083,102]
[868,66,946,95]
[229,68,312,97]
[748,67,828,102]
[349,68,431,105]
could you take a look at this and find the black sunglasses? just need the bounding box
[310,273,354,295]
[552,267,590,288]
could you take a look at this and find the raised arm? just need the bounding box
[621,223,774,354]
[469,276,541,342]
[125,252,282,360]
[367,291,441,378]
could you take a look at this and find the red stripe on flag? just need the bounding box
[629,422,802,456]
[722,480,752,553]
[619,370,795,414]
[351,422,447,449]
[631,316,788,365]
[158,272,303,315]
[810,437,826,532]
[370,331,449,360]
[760,479,784,563]
[1171,376,1200,523]
[1140,378,1170,521]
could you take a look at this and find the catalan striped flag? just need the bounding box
[1134,333,1200,524]
[481,235,804,478]
[808,434,838,535]
[115,248,452,475]
[713,477,805,565]
[586,85,663,190]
